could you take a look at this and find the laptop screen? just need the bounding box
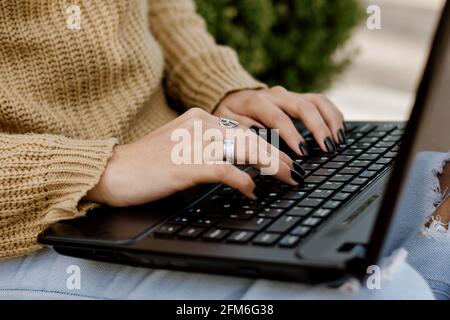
[366,0,450,267]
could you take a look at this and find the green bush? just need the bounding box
[195,0,363,92]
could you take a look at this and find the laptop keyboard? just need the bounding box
[150,123,404,249]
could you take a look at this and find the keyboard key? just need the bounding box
[258,208,284,218]
[291,225,311,237]
[339,167,361,175]
[358,154,378,161]
[294,184,316,191]
[310,189,334,199]
[342,185,359,193]
[229,210,256,220]
[367,131,387,138]
[312,208,332,218]
[227,231,254,243]
[314,168,336,176]
[376,141,396,148]
[270,199,296,209]
[383,135,401,142]
[154,225,181,237]
[323,161,345,169]
[266,216,301,233]
[360,171,377,178]
[352,142,372,149]
[332,192,351,201]
[253,233,280,246]
[178,226,205,239]
[241,200,265,211]
[342,149,363,156]
[279,235,301,248]
[202,228,229,241]
[359,137,380,144]
[368,164,384,171]
[390,129,404,136]
[218,217,271,231]
[374,124,397,131]
[302,217,322,227]
[376,158,391,165]
[282,191,306,200]
[302,163,320,171]
[385,151,397,158]
[305,176,327,184]
[297,197,324,208]
[351,178,368,186]
[306,156,329,164]
[367,147,388,154]
[355,124,376,132]
[349,160,370,167]
[333,155,354,162]
[170,216,190,225]
[323,200,342,209]
[321,181,344,190]
[286,206,312,217]
[330,174,352,183]
[192,218,217,227]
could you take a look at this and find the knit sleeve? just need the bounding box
[148,0,267,113]
[0,133,117,259]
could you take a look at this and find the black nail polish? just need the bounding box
[291,169,304,183]
[299,142,310,156]
[324,137,336,153]
[338,129,348,145]
[293,161,306,177]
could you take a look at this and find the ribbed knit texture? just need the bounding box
[0,0,264,259]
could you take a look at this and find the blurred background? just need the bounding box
[196,0,445,121]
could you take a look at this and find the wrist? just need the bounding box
[85,144,126,205]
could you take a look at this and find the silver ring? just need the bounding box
[223,139,235,163]
[219,117,240,129]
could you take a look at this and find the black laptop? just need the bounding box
[38,1,450,284]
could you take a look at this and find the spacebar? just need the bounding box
[217,218,271,231]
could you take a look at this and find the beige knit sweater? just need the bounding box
[0,0,263,258]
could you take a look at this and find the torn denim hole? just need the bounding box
[338,248,409,293]
[421,150,450,239]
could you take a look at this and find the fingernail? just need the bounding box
[290,169,304,184]
[299,142,310,156]
[324,137,336,153]
[293,161,306,177]
[337,129,347,145]
[249,192,258,201]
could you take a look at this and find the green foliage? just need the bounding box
[195,0,363,92]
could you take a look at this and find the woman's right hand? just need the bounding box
[85,108,301,207]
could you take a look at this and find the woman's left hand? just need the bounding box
[214,86,347,157]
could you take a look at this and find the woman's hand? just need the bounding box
[214,86,346,156]
[85,108,301,207]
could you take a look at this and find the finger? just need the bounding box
[197,112,303,184]
[201,113,294,171]
[193,164,257,199]
[238,92,305,157]
[302,93,346,145]
[268,88,336,153]
[202,130,300,186]
[216,109,265,129]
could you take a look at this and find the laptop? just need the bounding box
[38,1,450,284]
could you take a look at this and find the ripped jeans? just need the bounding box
[393,151,450,300]
[0,152,448,300]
